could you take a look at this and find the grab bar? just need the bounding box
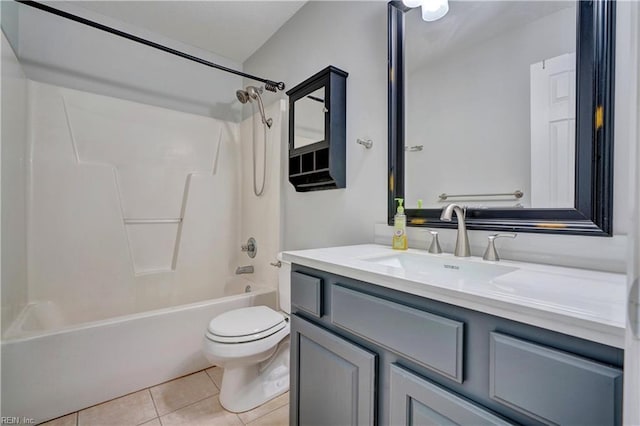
[438,190,524,201]
[123,218,182,224]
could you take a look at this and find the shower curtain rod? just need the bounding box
[16,0,286,92]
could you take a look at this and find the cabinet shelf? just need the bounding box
[289,168,330,178]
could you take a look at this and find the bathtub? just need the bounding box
[1,278,276,423]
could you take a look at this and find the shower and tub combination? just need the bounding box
[1,3,286,423]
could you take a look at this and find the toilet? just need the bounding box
[202,258,291,413]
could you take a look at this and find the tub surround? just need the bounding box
[282,244,626,348]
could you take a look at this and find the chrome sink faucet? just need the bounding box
[440,203,471,257]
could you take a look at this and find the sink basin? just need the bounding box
[361,252,518,282]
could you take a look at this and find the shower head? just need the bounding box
[236,89,250,104]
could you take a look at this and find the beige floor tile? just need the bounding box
[39,412,77,426]
[159,396,243,426]
[138,419,161,426]
[78,390,157,426]
[205,366,223,389]
[150,371,219,416]
[246,405,289,426]
[237,392,289,424]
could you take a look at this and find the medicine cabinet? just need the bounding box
[287,66,348,192]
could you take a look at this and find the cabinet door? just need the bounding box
[490,332,623,425]
[290,314,376,426]
[390,364,514,426]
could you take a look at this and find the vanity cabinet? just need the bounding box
[290,265,624,426]
[290,314,376,426]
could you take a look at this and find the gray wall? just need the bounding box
[244,1,389,250]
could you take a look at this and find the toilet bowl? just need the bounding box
[202,257,291,413]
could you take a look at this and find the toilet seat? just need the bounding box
[203,322,290,362]
[206,306,286,343]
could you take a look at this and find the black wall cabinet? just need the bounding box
[287,66,348,192]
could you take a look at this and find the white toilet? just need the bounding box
[202,259,291,413]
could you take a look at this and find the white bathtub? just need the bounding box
[1,278,276,423]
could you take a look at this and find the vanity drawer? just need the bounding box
[291,271,323,318]
[331,284,464,382]
[489,332,623,425]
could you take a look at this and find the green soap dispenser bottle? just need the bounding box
[392,198,408,250]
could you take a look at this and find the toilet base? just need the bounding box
[218,337,290,413]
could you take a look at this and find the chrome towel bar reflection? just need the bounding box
[123,218,182,224]
[438,190,524,201]
[356,138,373,149]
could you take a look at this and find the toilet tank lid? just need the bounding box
[207,306,284,337]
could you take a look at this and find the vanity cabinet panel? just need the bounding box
[390,364,514,426]
[290,271,323,318]
[331,284,464,382]
[290,314,376,426]
[290,264,624,425]
[489,332,623,426]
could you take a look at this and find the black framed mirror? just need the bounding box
[388,0,615,236]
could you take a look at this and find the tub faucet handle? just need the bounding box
[482,233,516,261]
[241,237,257,258]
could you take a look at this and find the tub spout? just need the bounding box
[235,265,254,275]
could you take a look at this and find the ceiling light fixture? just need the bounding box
[403,0,449,22]
[421,0,449,21]
[402,0,423,8]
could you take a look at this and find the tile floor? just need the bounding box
[39,367,289,426]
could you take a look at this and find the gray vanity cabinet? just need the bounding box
[290,265,624,426]
[290,314,376,426]
[389,364,513,426]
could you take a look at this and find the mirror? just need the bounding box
[388,0,615,235]
[294,87,326,150]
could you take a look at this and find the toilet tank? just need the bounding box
[277,254,291,314]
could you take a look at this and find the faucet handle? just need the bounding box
[428,230,442,254]
[482,233,516,261]
[241,237,257,258]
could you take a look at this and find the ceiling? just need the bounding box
[70,1,307,63]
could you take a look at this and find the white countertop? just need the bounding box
[282,244,627,348]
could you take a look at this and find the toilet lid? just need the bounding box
[207,306,285,338]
